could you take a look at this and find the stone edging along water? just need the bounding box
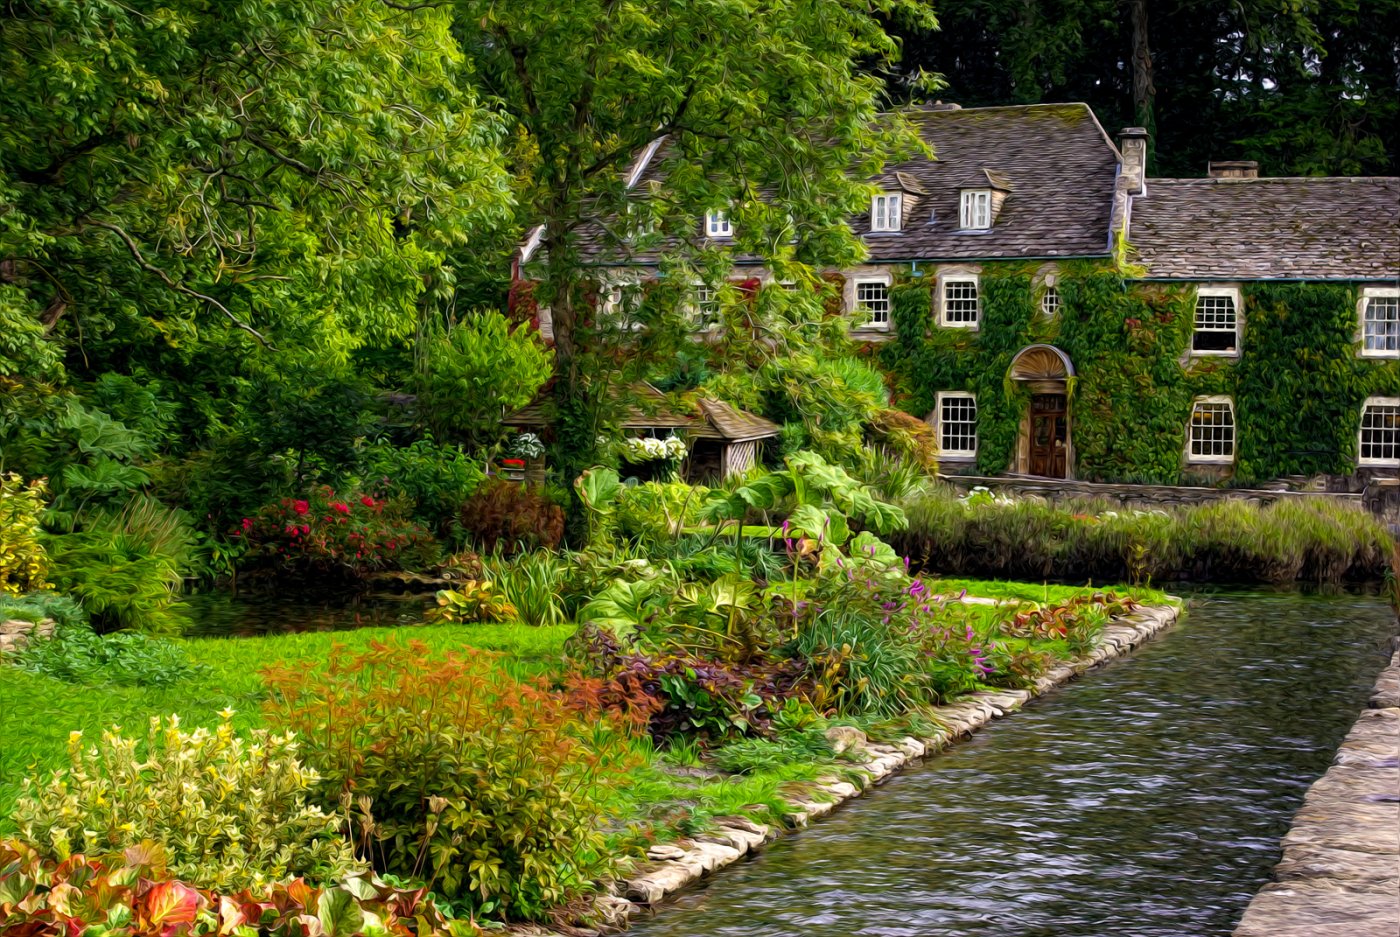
[1231,639,1400,937]
[510,601,1183,937]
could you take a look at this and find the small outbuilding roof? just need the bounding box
[504,384,780,442]
[1128,177,1400,281]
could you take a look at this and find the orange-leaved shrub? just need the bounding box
[262,640,641,923]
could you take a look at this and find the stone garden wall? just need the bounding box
[938,473,1371,513]
[0,618,55,655]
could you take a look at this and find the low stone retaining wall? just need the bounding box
[1232,640,1400,937]
[938,473,1367,513]
[516,601,1182,937]
[0,618,55,655]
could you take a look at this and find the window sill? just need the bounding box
[937,453,978,462]
[1358,349,1400,359]
[1185,457,1235,465]
[1359,460,1400,468]
[1189,349,1240,358]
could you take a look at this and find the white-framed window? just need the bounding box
[959,189,992,229]
[934,392,978,459]
[601,280,644,331]
[1192,287,1241,355]
[871,193,902,232]
[1360,286,1399,357]
[1359,396,1400,466]
[853,276,891,330]
[1186,396,1236,463]
[940,275,980,328]
[1041,285,1061,317]
[705,209,732,239]
[690,283,721,330]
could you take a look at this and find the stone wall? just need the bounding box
[938,473,1369,513]
[0,617,55,655]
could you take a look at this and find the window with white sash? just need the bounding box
[959,190,992,229]
[1187,396,1235,463]
[1359,397,1400,466]
[870,193,902,232]
[934,392,978,458]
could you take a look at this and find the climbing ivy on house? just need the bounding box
[1235,283,1400,481]
[880,263,1400,485]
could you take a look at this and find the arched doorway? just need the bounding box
[1008,344,1074,478]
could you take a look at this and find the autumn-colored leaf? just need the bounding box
[139,880,201,931]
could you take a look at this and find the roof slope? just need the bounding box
[1129,177,1400,280]
[504,385,779,441]
[856,104,1121,261]
[568,103,1123,266]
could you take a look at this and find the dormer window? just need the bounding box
[705,209,732,239]
[871,193,902,232]
[959,190,992,229]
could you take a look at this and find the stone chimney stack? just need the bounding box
[1208,160,1260,179]
[1118,127,1149,196]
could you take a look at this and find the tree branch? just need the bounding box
[83,221,275,348]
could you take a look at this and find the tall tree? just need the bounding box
[1,0,511,422]
[456,0,935,503]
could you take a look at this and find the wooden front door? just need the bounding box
[1029,394,1068,478]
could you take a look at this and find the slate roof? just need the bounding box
[1128,177,1400,280]
[504,384,779,441]
[560,103,1122,266]
[853,105,1121,260]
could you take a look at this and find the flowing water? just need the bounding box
[625,590,1398,937]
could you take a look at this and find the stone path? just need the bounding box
[1232,641,1400,937]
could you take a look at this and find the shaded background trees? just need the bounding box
[887,0,1399,176]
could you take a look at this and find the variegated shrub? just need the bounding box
[12,712,361,891]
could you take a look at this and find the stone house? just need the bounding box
[515,103,1399,489]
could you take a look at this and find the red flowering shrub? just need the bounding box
[0,839,470,937]
[234,486,439,579]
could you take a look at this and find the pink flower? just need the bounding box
[360,495,375,507]
[293,500,310,516]
[331,502,350,515]
[241,518,253,531]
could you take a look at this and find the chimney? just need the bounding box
[1118,127,1148,196]
[1208,160,1260,179]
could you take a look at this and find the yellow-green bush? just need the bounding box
[0,473,48,595]
[13,713,359,891]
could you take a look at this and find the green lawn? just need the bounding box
[928,576,1170,606]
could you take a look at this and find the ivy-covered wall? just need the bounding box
[878,263,1400,485]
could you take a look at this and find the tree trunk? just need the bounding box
[541,230,596,540]
[1129,0,1156,167]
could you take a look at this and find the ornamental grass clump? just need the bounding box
[12,712,359,891]
[263,639,641,923]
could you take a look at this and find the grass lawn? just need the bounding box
[928,576,1171,606]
